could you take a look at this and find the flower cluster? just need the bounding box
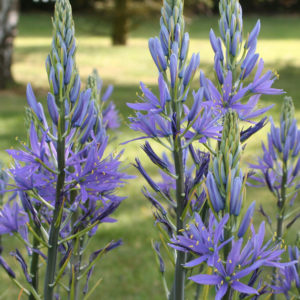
[249,96,300,296]
[0,1,130,299]
[127,0,286,299]
[250,97,300,201]
[200,0,283,121]
[250,97,300,235]
[170,213,288,299]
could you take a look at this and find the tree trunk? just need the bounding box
[0,0,19,89]
[112,0,130,46]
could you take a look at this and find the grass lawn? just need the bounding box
[0,11,299,299]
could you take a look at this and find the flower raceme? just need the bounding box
[251,97,300,195]
[205,110,253,236]
[201,0,283,122]
[126,0,287,299]
[0,0,131,298]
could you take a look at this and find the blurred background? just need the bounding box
[0,0,299,299]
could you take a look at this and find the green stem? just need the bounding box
[44,99,66,299]
[69,190,81,300]
[29,235,40,300]
[223,287,233,300]
[170,85,186,300]
[194,282,202,300]
[271,162,287,300]
[173,146,186,300]
[194,264,205,300]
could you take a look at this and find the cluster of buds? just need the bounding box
[251,97,300,212]
[87,70,120,131]
[206,110,253,237]
[213,0,260,82]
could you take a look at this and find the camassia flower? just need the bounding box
[169,213,232,267]
[189,242,261,299]
[7,126,130,209]
[172,213,289,299]
[127,78,221,144]
[0,202,28,236]
[202,71,275,121]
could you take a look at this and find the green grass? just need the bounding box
[0,11,299,299]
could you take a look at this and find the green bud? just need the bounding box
[173,6,179,24]
[281,96,295,132]
[219,110,241,175]
[87,70,101,104]
[169,18,175,38]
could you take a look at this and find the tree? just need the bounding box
[110,0,213,46]
[112,0,130,45]
[0,0,19,89]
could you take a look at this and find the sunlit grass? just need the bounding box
[0,12,299,299]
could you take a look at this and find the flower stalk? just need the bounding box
[173,136,186,300]
[29,235,40,300]
[44,135,66,300]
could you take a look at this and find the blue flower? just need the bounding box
[170,213,232,267]
[127,74,168,114]
[189,240,261,300]
[0,202,28,236]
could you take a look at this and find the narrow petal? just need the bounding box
[231,281,258,295]
[189,274,221,285]
[185,256,208,268]
[216,283,228,300]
